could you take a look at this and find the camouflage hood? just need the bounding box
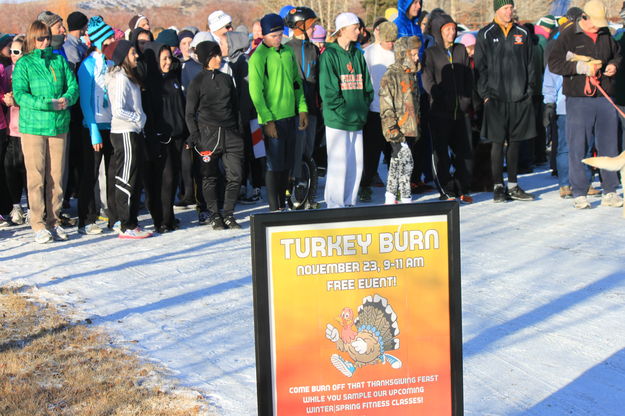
[392,36,422,72]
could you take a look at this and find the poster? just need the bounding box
[252,203,462,416]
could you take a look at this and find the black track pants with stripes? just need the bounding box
[110,132,145,232]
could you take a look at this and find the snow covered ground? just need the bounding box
[1,165,624,415]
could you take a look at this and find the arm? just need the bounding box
[378,72,403,143]
[421,49,434,96]
[361,55,374,107]
[78,59,103,146]
[185,77,201,146]
[547,31,579,77]
[526,36,535,97]
[111,74,142,124]
[607,35,622,70]
[247,52,275,124]
[61,58,79,107]
[291,50,308,113]
[12,60,53,111]
[318,51,346,111]
[473,32,489,100]
[542,65,559,104]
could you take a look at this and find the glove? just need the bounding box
[262,121,278,139]
[325,324,339,342]
[543,103,556,128]
[575,60,601,76]
[390,142,403,158]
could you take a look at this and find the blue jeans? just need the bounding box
[555,115,569,187]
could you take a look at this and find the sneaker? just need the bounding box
[439,194,455,201]
[119,227,152,239]
[459,194,474,204]
[79,223,103,235]
[35,229,53,244]
[239,188,261,205]
[304,200,320,209]
[10,205,24,225]
[198,211,209,224]
[111,221,122,234]
[208,213,226,230]
[292,182,308,208]
[359,187,372,203]
[559,186,573,199]
[587,186,602,197]
[0,214,9,228]
[52,226,68,241]
[493,185,508,203]
[384,192,396,205]
[59,212,76,227]
[400,197,412,204]
[508,186,535,201]
[574,195,591,209]
[600,192,623,207]
[223,215,242,229]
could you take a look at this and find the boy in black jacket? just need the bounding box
[185,41,244,229]
[422,13,474,202]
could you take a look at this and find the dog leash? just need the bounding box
[584,74,625,119]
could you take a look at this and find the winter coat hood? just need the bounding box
[130,28,153,56]
[397,0,422,22]
[430,13,455,48]
[226,31,251,61]
[393,36,421,72]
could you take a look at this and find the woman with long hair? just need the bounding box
[12,20,79,243]
[77,16,117,235]
[1,36,28,226]
[103,39,151,239]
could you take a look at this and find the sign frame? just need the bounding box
[251,202,463,415]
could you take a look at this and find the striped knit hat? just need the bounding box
[536,15,557,30]
[87,16,114,51]
[493,0,514,11]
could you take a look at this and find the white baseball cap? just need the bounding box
[208,10,232,33]
[332,12,360,36]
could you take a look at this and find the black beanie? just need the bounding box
[67,11,88,32]
[195,40,221,68]
[103,39,132,66]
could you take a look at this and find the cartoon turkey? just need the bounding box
[325,294,401,377]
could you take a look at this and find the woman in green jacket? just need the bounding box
[319,12,373,208]
[12,20,79,244]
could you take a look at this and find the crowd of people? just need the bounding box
[0,0,624,243]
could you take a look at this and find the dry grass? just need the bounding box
[0,286,211,416]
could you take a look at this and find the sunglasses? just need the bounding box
[10,49,21,56]
[225,24,233,30]
[37,36,51,42]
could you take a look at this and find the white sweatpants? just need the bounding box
[324,127,363,208]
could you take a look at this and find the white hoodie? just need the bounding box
[105,68,146,134]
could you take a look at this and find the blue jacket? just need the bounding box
[78,52,113,145]
[394,0,423,42]
[542,64,566,115]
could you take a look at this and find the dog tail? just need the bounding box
[582,151,625,172]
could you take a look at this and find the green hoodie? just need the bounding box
[12,47,78,136]
[248,42,307,125]
[319,42,373,131]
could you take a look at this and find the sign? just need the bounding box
[251,202,463,415]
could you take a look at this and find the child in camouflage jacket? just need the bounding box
[378,36,421,204]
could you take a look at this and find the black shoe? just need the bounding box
[174,199,195,208]
[493,185,508,203]
[208,213,226,230]
[223,215,241,229]
[508,186,535,201]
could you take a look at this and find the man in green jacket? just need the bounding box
[248,13,308,212]
[12,32,79,243]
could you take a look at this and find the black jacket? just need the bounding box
[142,42,188,140]
[474,21,535,102]
[422,14,473,119]
[286,38,321,115]
[185,69,239,149]
[548,20,621,98]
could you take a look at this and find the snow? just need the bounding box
[1,166,624,415]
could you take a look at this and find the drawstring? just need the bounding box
[585,74,625,119]
[194,127,221,163]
